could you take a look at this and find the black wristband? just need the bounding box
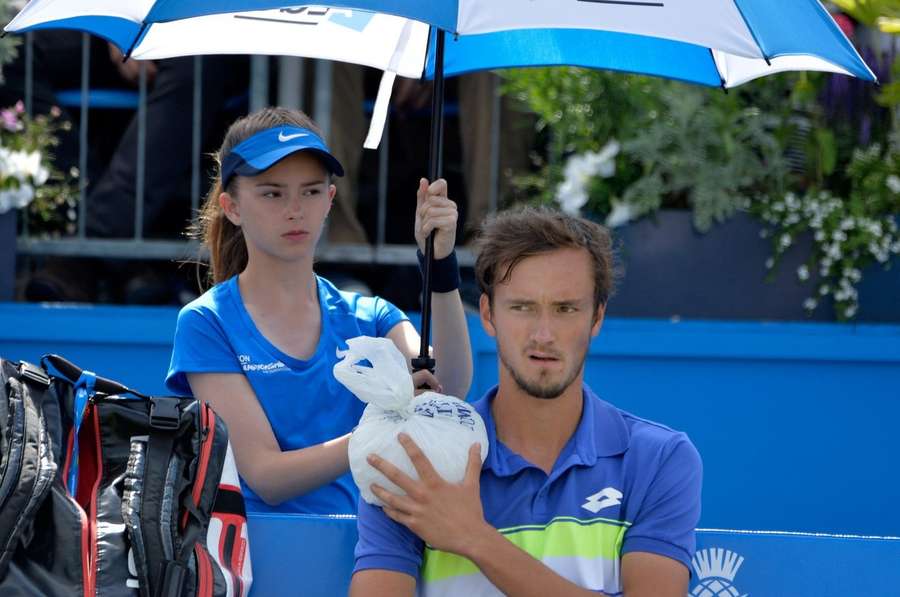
[416,249,461,293]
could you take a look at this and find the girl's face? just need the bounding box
[220,151,336,264]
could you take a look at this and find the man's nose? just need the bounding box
[531,313,554,343]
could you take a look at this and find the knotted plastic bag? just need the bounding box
[334,336,488,506]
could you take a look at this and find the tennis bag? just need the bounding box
[0,354,251,597]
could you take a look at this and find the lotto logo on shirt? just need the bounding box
[238,354,288,374]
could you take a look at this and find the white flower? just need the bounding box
[605,201,637,228]
[803,298,818,311]
[556,140,620,215]
[886,175,900,194]
[819,285,830,296]
[815,230,825,242]
[765,257,775,270]
[556,179,588,215]
[797,265,810,281]
[778,233,792,249]
[844,304,858,318]
[0,184,35,214]
[832,230,847,242]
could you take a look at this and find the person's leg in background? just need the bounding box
[325,61,368,245]
[86,55,249,239]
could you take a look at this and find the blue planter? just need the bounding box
[0,210,15,302]
[605,209,900,322]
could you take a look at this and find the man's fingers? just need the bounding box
[367,453,418,494]
[397,433,440,482]
[371,484,415,515]
[465,443,482,484]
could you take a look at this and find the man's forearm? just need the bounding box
[463,526,605,597]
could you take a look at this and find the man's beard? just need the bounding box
[498,341,589,400]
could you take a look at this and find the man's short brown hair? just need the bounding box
[474,207,617,309]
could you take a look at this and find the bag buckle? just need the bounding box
[149,397,180,430]
[19,361,51,388]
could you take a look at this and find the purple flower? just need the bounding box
[1,108,21,132]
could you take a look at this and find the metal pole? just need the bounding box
[24,32,33,116]
[191,56,203,215]
[413,28,446,373]
[313,59,333,140]
[77,34,90,239]
[278,56,304,109]
[135,61,147,240]
[249,55,269,112]
[488,74,501,214]
[22,32,33,237]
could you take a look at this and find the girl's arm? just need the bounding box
[187,371,349,506]
[388,178,473,400]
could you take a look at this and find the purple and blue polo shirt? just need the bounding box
[354,385,702,596]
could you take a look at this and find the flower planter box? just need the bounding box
[0,210,14,302]
[606,209,900,322]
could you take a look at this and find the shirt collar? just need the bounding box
[474,384,630,477]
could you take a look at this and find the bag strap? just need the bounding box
[41,354,149,399]
[139,397,189,597]
[0,361,58,575]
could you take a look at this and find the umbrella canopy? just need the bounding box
[6,1,877,87]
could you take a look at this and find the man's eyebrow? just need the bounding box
[501,298,586,305]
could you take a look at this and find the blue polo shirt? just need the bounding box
[166,274,407,515]
[354,385,702,596]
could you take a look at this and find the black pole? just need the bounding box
[412,28,446,374]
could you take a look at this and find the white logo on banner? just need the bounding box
[691,548,748,597]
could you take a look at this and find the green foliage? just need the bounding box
[0,103,78,235]
[503,68,789,231]
[0,0,20,82]
[831,0,900,31]
[750,136,900,320]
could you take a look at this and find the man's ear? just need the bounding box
[219,191,241,226]
[591,303,606,337]
[479,294,496,337]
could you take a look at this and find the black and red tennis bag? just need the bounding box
[0,354,252,597]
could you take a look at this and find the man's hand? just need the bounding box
[368,433,488,558]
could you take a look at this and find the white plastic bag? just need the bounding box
[334,336,488,506]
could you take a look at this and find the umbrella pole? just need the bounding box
[412,28,446,374]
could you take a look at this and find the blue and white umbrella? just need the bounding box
[4,2,877,142]
[4,0,877,367]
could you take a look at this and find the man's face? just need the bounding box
[480,248,604,400]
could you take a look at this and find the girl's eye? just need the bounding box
[558,305,577,313]
[262,191,280,199]
[303,188,321,197]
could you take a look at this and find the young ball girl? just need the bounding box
[166,107,472,514]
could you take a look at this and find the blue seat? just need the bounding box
[246,513,900,597]
[247,513,358,597]
[55,88,140,110]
